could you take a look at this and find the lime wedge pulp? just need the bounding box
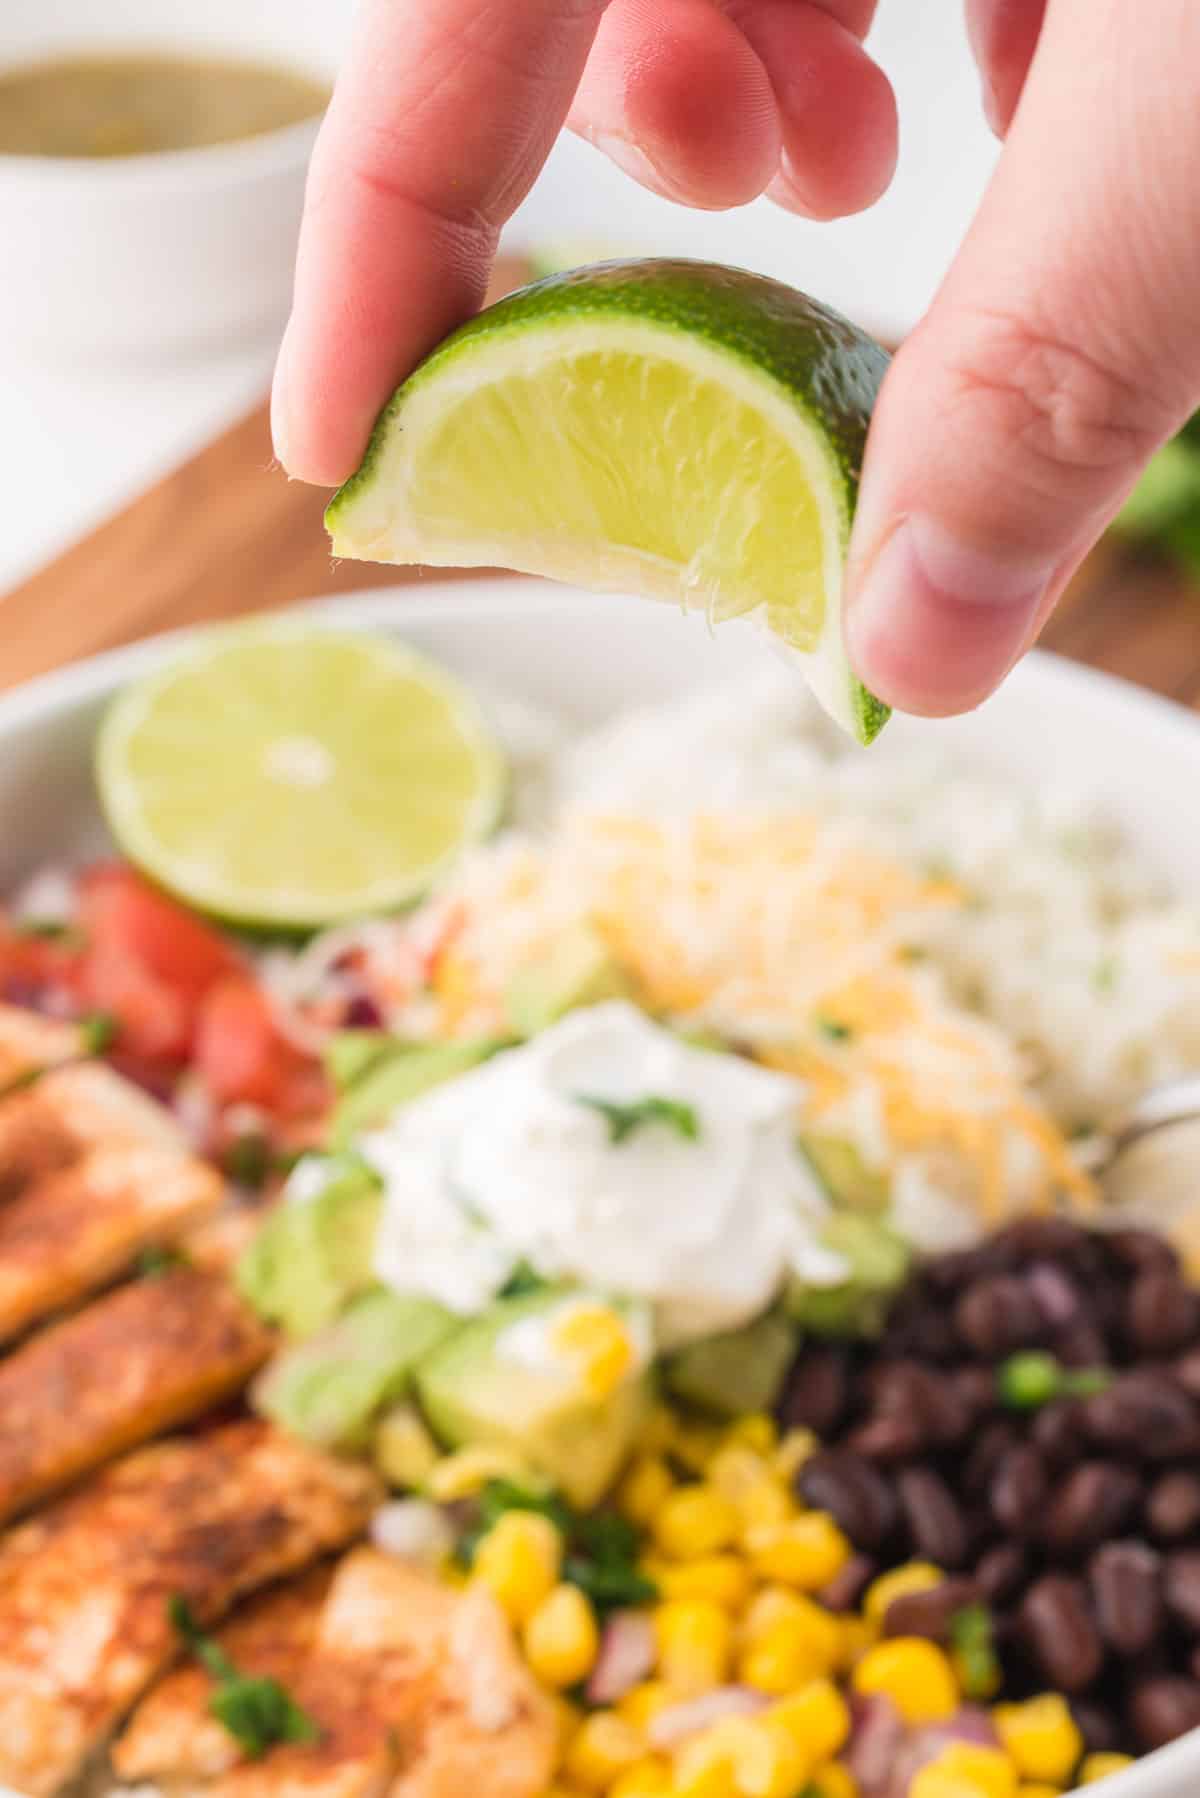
[327,259,891,745]
[96,622,505,929]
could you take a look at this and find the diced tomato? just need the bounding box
[0,919,80,998]
[78,867,242,1000]
[75,944,192,1062]
[195,976,327,1119]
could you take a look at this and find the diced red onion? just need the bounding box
[10,867,77,928]
[1029,1263,1080,1325]
[586,1611,656,1705]
[885,1708,1001,1798]
[848,1694,906,1796]
[370,1499,455,1567]
[171,1075,215,1148]
[648,1687,767,1749]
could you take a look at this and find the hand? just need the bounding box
[273,0,1200,717]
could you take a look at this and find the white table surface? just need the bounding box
[0,0,998,600]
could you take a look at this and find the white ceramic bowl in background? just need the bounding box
[0,0,352,361]
[1,580,1199,1798]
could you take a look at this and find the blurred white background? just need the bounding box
[0,0,998,595]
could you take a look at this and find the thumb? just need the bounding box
[845,0,1200,716]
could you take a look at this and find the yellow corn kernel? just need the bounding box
[747,1514,853,1591]
[852,1638,960,1726]
[655,1486,741,1560]
[909,1769,990,1798]
[525,1584,601,1690]
[564,1713,646,1792]
[655,1598,733,1694]
[472,1511,562,1626]
[674,1755,739,1798]
[708,1716,808,1798]
[654,1554,752,1610]
[741,1585,811,1645]
[427,1443,533,1501]
[541,1787,591,1798]
[738,1600,843,1694]
[863,1562,945,1625]
[620,1455,675,1528]
[1078,1754,1135,1786]
[993,1696,1085,1787]
[1015,1787,1064,1798]
[725,1412,779,1455]
[736,1478,796,1535]
[709,1445,773,1500]
[773,1429,819,1483]
[551,1695,585,1759]
[618,1681,674,1734]
[769,1678,851,1765]
[809,1763,860,1798]
[609,1756,673,1797]
[836,1615,878,1674]
[920,1746,1018,1798]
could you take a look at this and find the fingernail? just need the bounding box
[847,515,1053,713]
[589,131,677,200]
[270,321,295,472]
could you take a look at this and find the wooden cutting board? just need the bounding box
[3,258,1199,708]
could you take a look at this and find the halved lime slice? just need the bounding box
[96,623,505,929]
[327,259,891,744]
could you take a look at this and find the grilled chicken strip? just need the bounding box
[0,1006,80,1092]
[114,1549,557,1798]
[0,1419,380,1798]
[0,1264,274,1524]
[0,1058,224,1342]
[112,1568,334,1785]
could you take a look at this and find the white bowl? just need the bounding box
[0,0,351,360]
[2,579,1200,1798]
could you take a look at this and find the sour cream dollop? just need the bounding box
[365,1002,842,1346]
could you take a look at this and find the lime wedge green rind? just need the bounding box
[95,621,506,930]
[326,260,891,747]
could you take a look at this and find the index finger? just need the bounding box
[274,0,609,485]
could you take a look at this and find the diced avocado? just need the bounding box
[801,1134,890,1213]
[663,1310,798,1419]
[415,1290,651,1509]
[323,1030,394,1093]
[253,1288,460,1450]
[375,1402,441,1489]
[787,1213,912,1338]
[235,1156,382,1337]
[505,923,630,1037]
[331,1037,505,1147]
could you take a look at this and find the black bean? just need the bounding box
[1020,1574,1105,1692]
[1042,1462,1142,1555]
[964,1420,1022,1501]
[997,1216,1094,1263]
[990,1446,1048,1536]
[956,1276,1046,1357]
[883,1576,982,1642]
[1129,1676,1200,1751]
[897,1467,969,1568]
[1028,1262,1082,1328]
[1147,1471,1200,1543]
[1053,1322,1111,1369]
[1127,1270,1200,1355]
[848,1412,927,1463]
[1164,1551,1200,1634]
[952,1365,1001,1425]
[1084,1372,1200,1461]
[780,1345,851,1436]
[869,1360,970,1443]
[1071,1699,1122,1755]
[1106,1227,1181,1277]
[1089,1541,1164,1655]
[1175,1347,1200,1399]
[817,1553,877,1613]
[798,1451,898,1552]
[1031,1398,1087,1470]
[976,1541,1031,1604]
[879,1296,960,1362]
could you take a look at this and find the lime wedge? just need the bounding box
[96,623,505,929]
[327,259,891,744]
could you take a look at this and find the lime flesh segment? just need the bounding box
[327,259,891,745]
[96,623,505,929]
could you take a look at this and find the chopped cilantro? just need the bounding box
[79,1010,118,1055]
[222,1132,273,1190]
[500,1260,552,1299]
[814,1015,853,1042]
[575,1093,699,1145]
[12,918,85,946]
[457,1481,658,1615]
[137,1243,190,1280]
[950,1603,1001,1700]
[169,1596,319,1758]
